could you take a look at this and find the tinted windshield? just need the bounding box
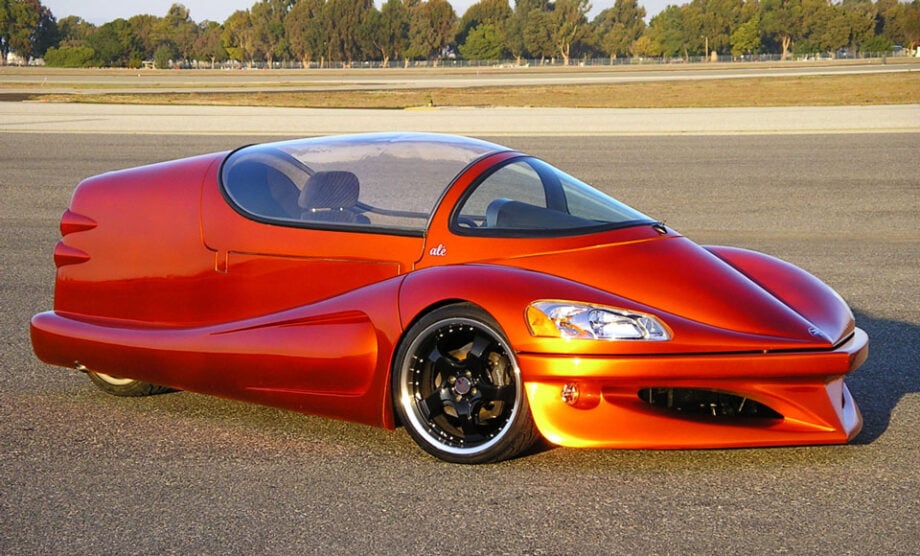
[454,157,652,236]
[221,133,505,233]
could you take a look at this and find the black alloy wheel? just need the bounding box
[393,304,540,464]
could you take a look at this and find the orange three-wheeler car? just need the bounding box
[31,133,866,463]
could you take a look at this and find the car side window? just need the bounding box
[456,160,550,228]
[454,156,652,235]
[221,138,493,234]
[225,161,302,220]
[222,148,314,222]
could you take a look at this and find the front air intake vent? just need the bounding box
[638,388,782,419]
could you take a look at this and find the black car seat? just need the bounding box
[299,171,367,223]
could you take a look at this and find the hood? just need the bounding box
[494,235,852,351]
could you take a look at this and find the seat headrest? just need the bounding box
[299,171,359,211]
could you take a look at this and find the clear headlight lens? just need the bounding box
[527,301,670,341]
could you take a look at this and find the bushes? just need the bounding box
[43,46,96,67]
[153,44,178,69]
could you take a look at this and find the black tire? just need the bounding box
[86,370,173,397]
[392,303,540,464]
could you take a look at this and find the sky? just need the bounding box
[42,0,672,26]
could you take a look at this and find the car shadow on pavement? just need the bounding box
[847,309,920,444]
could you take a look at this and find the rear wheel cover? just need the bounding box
[87,370,173,397]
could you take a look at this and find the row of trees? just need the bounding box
[3,0,919,68]
[1,0,56,62]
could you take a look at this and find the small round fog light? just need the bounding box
[560,382,601,409]
[561,383,579,405]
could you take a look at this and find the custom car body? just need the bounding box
[31,133,866,463]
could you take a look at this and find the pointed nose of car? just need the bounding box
[517,235,850,349]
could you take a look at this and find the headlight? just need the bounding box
[526,301,670,341]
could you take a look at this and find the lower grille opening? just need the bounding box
[638,388,783,420]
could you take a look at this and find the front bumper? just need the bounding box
[518,328,867,449]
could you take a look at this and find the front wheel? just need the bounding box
[86,370,173,397]
[392,304,540,464]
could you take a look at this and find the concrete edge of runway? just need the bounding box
[2,101,918,136]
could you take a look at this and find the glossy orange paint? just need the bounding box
[519,330,866,448]
[395,260,865,447]
[33,151,417,427]
[52,155,221,324]
[31,135,867,452]
[32,279,405,427]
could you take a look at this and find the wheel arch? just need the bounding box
[396,264,597,349]
[385,263,621,430]
[387,299,539,463]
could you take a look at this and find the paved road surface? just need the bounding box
[2,102,919,136]
[1,62,914,94]
[1,126,917,553]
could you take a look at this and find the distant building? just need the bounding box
[5,53,43,66]
[6,52,27,66]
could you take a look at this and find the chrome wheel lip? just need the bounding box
[397,316,523,457]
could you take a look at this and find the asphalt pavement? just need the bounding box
[0,109,918,554]
[2,101,919,136]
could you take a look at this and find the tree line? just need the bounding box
[2,0,919,68]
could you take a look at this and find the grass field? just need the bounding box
[4,63,919,109]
